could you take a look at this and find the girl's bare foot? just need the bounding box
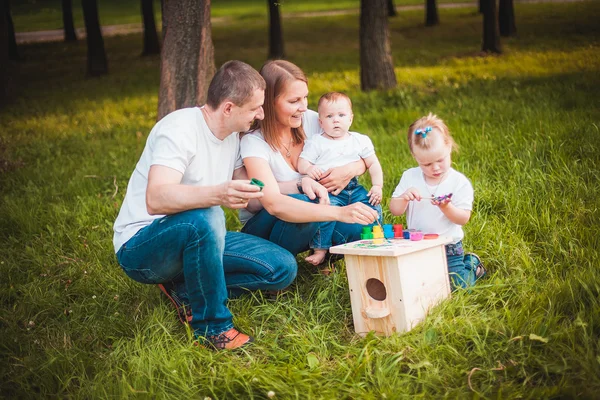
[305,249,327,266]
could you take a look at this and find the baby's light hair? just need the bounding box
[317,92,353,113]
[407,113,457,153]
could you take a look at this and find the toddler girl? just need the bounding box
[389,113,486,290]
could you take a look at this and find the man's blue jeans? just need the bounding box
[115,207,297,337]
[311,178,381,249]
[241,193,368,256]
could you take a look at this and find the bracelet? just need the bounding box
[296,176,304,194]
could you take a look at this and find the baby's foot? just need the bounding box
[305,250,327,266]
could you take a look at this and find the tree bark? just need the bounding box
[4,0,17,60]
[81,0,108,76]
[62,0,77,42]
[360,0,397,91]
[141,0,160,55]
[478,0,484,14]
[498,0,516,37]
[482,0,501,53]
[267,0,284,59]
[425,0,439,26]
[0,0,12,104]
[387,0,397,17]
[158,0,215,120]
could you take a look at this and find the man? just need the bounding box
[113,60,297,350]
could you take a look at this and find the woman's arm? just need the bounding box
[243,156,377,224]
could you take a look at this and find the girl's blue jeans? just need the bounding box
[115,207,297,337]
[446,241,482,291]
[241,193,366,256]
[310,178,381,250]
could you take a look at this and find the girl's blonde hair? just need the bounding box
[407,113,457,153]
[248,60,307,150]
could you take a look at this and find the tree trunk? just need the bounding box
[158,0,215,120]
[478,0,484,13]
[4,0,17,60]
[62,0,77,42]
[360,0,397,91]
[387,0,397,17]
[425,0,439,26]
[81,0,108,76]
[0,0,12,104]
[498,0,516,37]
[141,0,160,55]
[267,0,284,59]
[482,0,501,53]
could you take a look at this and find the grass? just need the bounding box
[13,0,471,32]
[1,1,600,398]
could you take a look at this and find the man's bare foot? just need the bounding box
[305,250,327,266]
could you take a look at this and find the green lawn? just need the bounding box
[12,0,470,32]
[1,2,600,398]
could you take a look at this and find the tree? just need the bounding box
[0,0,11,104]
[62,0,77,42]
[141,0,160,55]
[360,0,397,91]
[3,0,17,60]
[267,0,284,59]
[158,0,214,120]
[481,0,501,53]
[388,0,397,17]
[498,0,516,37]
[81,0,108,76]
[425,0,439,26]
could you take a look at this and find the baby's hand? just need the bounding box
[368,185,382,206]
[306,165,323,180]
[401,187,422,201]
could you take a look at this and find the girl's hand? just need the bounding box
[367,185,382,206]
[319,166,354,195]
[401,187,422,201]
[432,197,452,207]
[301,176,330,205]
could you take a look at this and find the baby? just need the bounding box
[299,92,383,266]
[389,113,486,290]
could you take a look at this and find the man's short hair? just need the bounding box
[206,60,266,108]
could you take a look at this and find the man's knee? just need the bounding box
[269,249,298,289]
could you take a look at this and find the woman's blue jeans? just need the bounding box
[115,207,297,337]
[241,194,366,256]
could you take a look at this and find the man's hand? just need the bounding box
[219,180,264,209]
[319,166,354,195]
[367,185,382,206]
[301,176,330,205]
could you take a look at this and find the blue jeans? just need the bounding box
[241,193,366,255]
[311,178,381,249]
[115,207,297,337]
[446,241,481,291]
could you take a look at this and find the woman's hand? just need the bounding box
[319,165,355,195]
[301,176,330,205]
[339,203,378,225]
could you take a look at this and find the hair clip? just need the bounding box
[414,126,432,138]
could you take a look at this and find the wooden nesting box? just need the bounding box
[330,236,453,337]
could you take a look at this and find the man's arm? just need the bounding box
[145,165,263,215]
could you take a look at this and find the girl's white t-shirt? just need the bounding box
[391,167,474,243]
[239,110,321,222]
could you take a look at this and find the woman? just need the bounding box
[240,60,378,258]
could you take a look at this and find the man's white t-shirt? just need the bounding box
[299,131,375,171]
[391,167,473,243]
[113,107,243,253]
[238,110,321,223]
